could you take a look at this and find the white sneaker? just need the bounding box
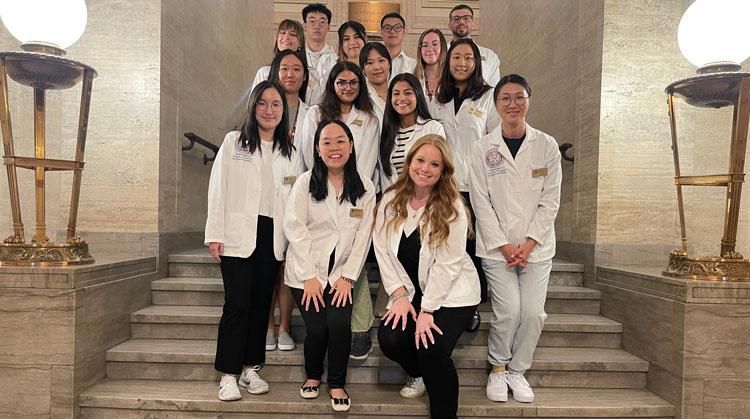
[506,372,534,403]
[399,376,426,398]
[486,371,508,402]
[265,330,277,351]
[277,331,296,351]
[238,365,269,395]
[218,374,241,401]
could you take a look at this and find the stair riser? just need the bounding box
[131,324,621,348]
[151,291,599,315]
[167,262,582,287]
[80,408,673,419]
[106,361,646,388]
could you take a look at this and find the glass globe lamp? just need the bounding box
[0,0,87,56]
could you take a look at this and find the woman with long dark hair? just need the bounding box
[374,134,480,418]
[429,38,499,331]
[470,74,561,403]
[360,42,391,125]
[284,119,376,412]
[380,73,445,191]
[205,80,301,401]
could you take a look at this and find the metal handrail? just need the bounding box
[559,143,574,162]
[182,132,218,165]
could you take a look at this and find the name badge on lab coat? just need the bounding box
[283,175,297,185]
[350,207,364,218]
[532,167,548,177]
[468,107,485,118]
[351,119,363,126]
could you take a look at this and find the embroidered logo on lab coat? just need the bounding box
[232,140,254,162]
[486,148,506,176]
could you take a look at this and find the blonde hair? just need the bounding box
[382,134,471,247]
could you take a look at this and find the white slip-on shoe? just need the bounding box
[486,371,508,402]
[265,330,277,351]
[218,374,241,401]
[277,331,296,351]
[506,372,535,403]
[238,365,269,395]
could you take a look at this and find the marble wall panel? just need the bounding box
[701,378,750,419]
[0,365,51,418]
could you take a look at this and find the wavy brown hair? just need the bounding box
[413,28,447,83]
[382,134,471,247]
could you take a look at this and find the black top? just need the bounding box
[397,229,422,308]
[503,132,526,159]
[453,88,467,114]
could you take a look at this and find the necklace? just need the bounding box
[410,195,428,218]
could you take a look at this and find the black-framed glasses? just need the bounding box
[450,15,473,24]
[335,79,360,89]
[497,96,529,106]
[381,24,404,33]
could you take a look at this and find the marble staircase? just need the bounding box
[78,249,674,418]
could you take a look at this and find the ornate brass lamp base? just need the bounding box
[664,250,750,281]
[0,240,94,266]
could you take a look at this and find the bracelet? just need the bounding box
[420,309,433,316]
[341,277,353,284]
[390,290,409,301]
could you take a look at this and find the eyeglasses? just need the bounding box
[496,96,529,106]
[450,15,473,24]
[256,100,283,112]
[335,79,360,90]
[381,24,404,33]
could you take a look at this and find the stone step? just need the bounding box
[131,306,622,348]
[151,277,600,314]
[79,379,674,418]
[106,339,646,388]
[167,249,584,286]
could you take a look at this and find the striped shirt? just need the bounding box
[391,125,416,175]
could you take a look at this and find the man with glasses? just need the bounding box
[303,3,338,82]
[448,4,501,87]
[379,12,416,80]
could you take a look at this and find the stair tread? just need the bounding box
[107,339,647,371]
[152,277,598,299]
[131,306,621,332]
[168,250,584,273]
[79,379,673,417]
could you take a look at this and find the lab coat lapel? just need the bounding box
[325,179,340,228]
[491,130,520,175]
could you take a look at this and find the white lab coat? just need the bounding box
[469,124,561,263]
[373,190,481,312]
[428,89,500,191]
[205,131,303,259]
[306,44,338,86]
[251,65,323,106]
[290,100,309,146]
[367,81,386,127]
[299,105,380,186]
[448,40,501,87]
[390,50,417,81]
[379,118,446,191]
[284,170,376,289]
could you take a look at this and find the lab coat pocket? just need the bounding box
[226,213,246,244]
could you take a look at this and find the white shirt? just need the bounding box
[299,105,380,187]
[379,118,446,191]
[367,81,387,127]
[390,50,417,80]
[258,140,275,217]
[205,131,303,259]
[284,171,376,289]
[373,190,481,311]
[251,65,323,106]
[428,89,500,191]
[469,124,562,263]
[306,44,338,86]
[449,39,501,87]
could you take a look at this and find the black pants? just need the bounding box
[461,191,487,303]
[378,305,475,419]
[291,283,353,388]
[214,215,280,374]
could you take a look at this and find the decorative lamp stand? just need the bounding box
[0,50,97,265]
[663,71,750,280]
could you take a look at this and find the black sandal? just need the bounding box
[329,388,351,412]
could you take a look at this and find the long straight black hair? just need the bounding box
[436,38,491,104]
[380,73,434,177]
[310,119,366,206]
[268,49,310,103]
[238,80,292,158]
[319,61,374,122]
